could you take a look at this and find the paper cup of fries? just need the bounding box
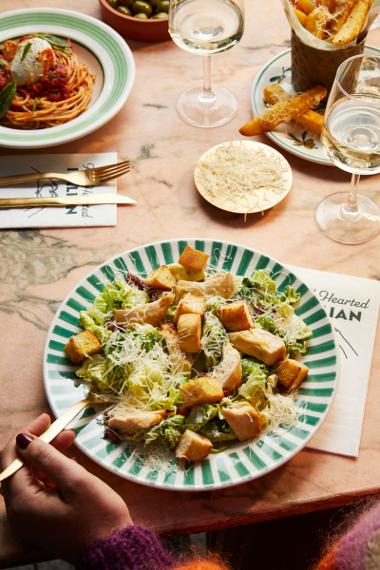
[284,0,380,91]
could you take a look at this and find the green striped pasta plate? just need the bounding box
[43,239,338,491]
[0,9,135,148]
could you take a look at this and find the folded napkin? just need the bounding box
[0,152,118,228]
[291,265,380,458]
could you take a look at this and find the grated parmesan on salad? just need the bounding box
[65,245,311,464]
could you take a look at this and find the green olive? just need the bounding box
[131,0,153,16]
[117,5,132,15]
[156,0,169,12]
[107,0,119,8]
[118,0,133,7]
[134,11,149,18]
[152,11,168,18]
[150,0,160,8]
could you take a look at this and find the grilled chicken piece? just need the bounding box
[175,429,213,462]
[178,245,209,272]
[107,406,167,437]
[175,292,206,322]
[64,330,101,363]
[113,292,175,327]
[229,328,286,366]
[219,301,253,332]
[213,341,242,391]
[160,323,192,375]
[204,272,235,298]
[274,358,309,390]
[180,376,224,407]
[146,265,176,290]
[176,272,235,301]
[177,313,202,353]
[222,402,261,441]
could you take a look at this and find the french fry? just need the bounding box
[263,84,324,135]
[330,0,357,34]
[239,85,327,137]
[316,0,336,10]
[305,6,331,38]
[294,7,308,25]
[293,0,315,15]
[331,0,370,44]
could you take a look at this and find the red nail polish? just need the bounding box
[16,433,33,449]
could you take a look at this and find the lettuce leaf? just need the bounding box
[144,415,185,449]
[185,404,219,432]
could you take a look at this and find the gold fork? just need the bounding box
[0,398,108,483]
[0,160,131,188]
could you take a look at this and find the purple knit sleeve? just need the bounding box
[77,525,174,570]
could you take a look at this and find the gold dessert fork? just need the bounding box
[0,398,107,483]
[0,160,131,188]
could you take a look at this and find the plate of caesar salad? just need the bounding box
[44,239,338,491]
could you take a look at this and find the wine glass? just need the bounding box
[168,0,244,128]
[316,54,380,244]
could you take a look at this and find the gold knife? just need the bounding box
[0,194,136,208]
[0,398,106,483]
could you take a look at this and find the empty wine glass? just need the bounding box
[168,0,244,128]
[316,54,380,244]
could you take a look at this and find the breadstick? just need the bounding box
[263,84,324,135]
[239,85,327,136]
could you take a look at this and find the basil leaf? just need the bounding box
[21,42,31,61]
[0,80,16,119]
[35,33,69,49]
[0,59,6,70]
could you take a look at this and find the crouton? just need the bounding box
[219,301,253,332]
[274,358,309,390]
[175,292,206,322]
[64,330,101,364]
[114,292,175,327]
[180,376,224,407]
[146,266,176,290]
[177,313,202,353]
[107,406,167,437]
[178,246,209,272]
[222,402,261,441]
[214,341,242,391]
[229,328,286,366]
[175,429,213,462]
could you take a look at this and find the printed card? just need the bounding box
[0,153,118,228]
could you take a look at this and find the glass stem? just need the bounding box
[347,173,360,212]
[200,55,215,104]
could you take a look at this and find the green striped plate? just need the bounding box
[43,239,338,491]
[0,9,135,148]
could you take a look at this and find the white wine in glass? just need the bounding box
[316,54,380,244]
[169,0,244,128]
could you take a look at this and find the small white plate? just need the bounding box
[251,46,380,166]
[194,140,292,214]
[0,9,136,149]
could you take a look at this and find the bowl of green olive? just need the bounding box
[99,0,170,42]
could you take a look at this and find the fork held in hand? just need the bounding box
[0,160,131,188]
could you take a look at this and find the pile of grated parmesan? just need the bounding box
[194,140,292,214]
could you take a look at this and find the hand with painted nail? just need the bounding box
[0,414,132,563]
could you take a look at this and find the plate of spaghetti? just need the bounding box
[0,9,135,148]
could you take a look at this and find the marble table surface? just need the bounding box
[0,0,379,565]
